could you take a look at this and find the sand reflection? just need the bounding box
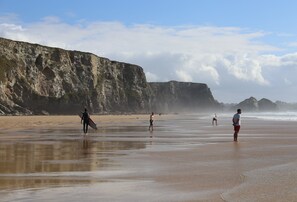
[0,131,145,190]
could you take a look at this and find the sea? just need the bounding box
[212,111,297,122]
[241,111,297,121]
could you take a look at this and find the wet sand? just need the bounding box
[0,114,297,201]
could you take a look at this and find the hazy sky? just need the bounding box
[1,0,297,103]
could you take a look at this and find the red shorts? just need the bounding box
[234,125,240,132]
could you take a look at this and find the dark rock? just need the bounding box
[258,98,277,111]
[149,81,219,113]
[234,97,277,112]
[235,97,258,111]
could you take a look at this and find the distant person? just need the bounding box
[81,108,90,134]
[149,112,154,131]
[212,113,218,126]
[232,109,242,142]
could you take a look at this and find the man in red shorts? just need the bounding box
[232,109,241,142]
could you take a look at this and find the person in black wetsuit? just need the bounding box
[81,108,90,134]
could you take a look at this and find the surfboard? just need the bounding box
[79,113,97,130]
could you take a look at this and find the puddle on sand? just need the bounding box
[0,128,146,190]
[0,115,218,198]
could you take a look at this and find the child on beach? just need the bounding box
[149,112,154,131]
[212,113,218,126]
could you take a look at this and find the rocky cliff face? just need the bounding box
[0,37,219,115]
[235,97,277,112]
[149,81,219,112]
[275,101,297,111]
[0,37,152,114]
[258,98,277,111]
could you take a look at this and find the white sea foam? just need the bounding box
[214,111,297,121]
[244,111,297,121]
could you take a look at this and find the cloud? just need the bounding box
[1,16,297,102]
[287,42,297,47]
[222,54,269,85]
[145,72,159,82]
[175,69,193,82]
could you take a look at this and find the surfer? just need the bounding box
[149,112,154,131]
[81,108,90,134]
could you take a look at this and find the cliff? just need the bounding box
[258,98,278,111]
[0,37,152,114]
[149,81,219,112]
[0,37,219,115]
[234,97,277,112]
[275,101,297,111]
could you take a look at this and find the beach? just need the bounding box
[0,113,297,201]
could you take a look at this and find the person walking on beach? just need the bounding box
[149,112,154,131]
[212,113,218,126]
[81,108,90,134]
[232,109,241,142]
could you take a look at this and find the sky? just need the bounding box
[1,0,297,103]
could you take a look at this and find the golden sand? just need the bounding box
[0,114,168,130]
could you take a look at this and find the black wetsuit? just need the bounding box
[82,112,90,133]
